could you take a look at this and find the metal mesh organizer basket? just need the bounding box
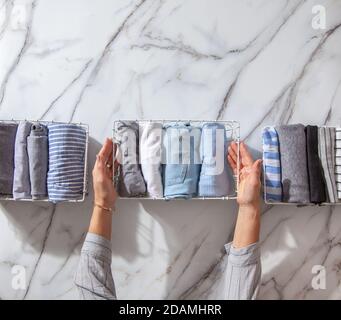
[262,125,341,206]
[112,120,240,200]
[0,120,89,202]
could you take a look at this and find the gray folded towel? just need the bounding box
[115,121,146,197]
[275,124,310,203]
[13,121,32,199]
[0,123,18,196]
[27,123,48,200]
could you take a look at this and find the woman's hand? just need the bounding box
[92,138,117,209]
[228,141,262,208]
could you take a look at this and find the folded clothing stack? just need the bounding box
[0,121,87,202]
[115,121,235,199]
[162,122,201,199]
[0,123,18,196]
[28,123,49,200]
[47,123,87,202]
[262,124,340,204]
[140,122,163,198]
[336,128,341,199]
[116,121,146,197]
[262,126,282,202]
[198,122,232,197]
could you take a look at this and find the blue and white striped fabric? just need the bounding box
[47,124,86,202]
[262,126,282,202]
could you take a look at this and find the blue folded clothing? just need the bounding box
[47,124,86,202]
[262,126,282,202]
[198,122,231,197]
[162,122,201,199]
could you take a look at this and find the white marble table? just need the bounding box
[0,0,341,300]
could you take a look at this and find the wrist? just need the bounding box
[239,202,260,216]
[94,202,114,213]
[94,195,115,209]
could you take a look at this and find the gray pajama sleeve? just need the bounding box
[75,233,260,300]
[74,233,117,300]
[223,242,261,300]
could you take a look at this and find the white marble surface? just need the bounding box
[0,0,341,300]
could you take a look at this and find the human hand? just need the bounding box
[92,138,117,209]
[227,141,262,208]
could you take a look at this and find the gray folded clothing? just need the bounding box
[13,121,32,199]
[0,123,18,196]
[275,124,310,203]
[115,121,146,197]
[27,123,48,200]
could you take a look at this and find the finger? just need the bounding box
[107,147,115,177]
[228,145,238,163]
[230,142,243,170]
[112,143,120,174]
[107,143,114,166]
[240,142,254,167]
[230,141,239,156]
[227,155,237,174]
[113,143,117,159]
[96,154,105,170]
[251,159,262,177]
[98,138,113,163]
[107,152,113,168]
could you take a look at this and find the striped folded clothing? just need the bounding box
[47,124,87,202]
[262,126,282,202]
[336,128,341,200]
[318,127,338,203]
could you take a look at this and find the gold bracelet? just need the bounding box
[94,202,115,213]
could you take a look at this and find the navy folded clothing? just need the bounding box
[305,125,326,204]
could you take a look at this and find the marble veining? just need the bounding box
[0,0,341,299]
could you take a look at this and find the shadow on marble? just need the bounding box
[0,137,119,257]
[140,199,239,299]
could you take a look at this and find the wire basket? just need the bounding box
[113,120,240,200]
[0,119,89,202]
[262,125,341,206]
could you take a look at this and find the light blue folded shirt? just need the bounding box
[162,122,201,199]
[198,122,232,197]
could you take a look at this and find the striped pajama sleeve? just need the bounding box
[262,126,282,202]
[223,242,261,300]
[47,124,87,202]
[318,127,338,203]
[75,233,261,300]
[74,233,117,300]
[336,128,341,200]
